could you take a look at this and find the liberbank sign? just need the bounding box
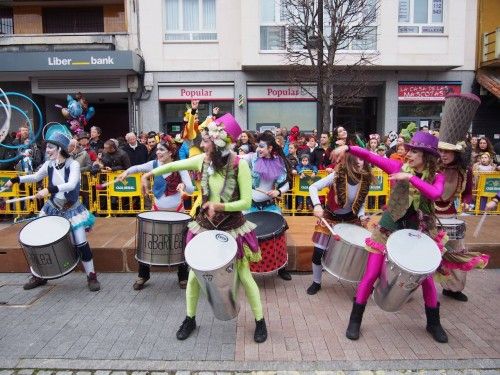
[0,51,142,73]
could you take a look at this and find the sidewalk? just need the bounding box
[0,270,499,372]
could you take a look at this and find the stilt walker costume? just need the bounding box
[434,93,489,301]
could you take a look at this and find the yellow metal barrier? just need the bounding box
[0,171,34,218]
[94,172,145,216]
[474,171,500,214]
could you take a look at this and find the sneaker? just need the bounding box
[87,272,101,292]
[133,277,149,291]
[176,316,196,340]
[442,289,468,302]
[23,276,47,290]
[178,280,188,289]
[306,282,321,295]
[278,268,292,281]
[254,318,268,343]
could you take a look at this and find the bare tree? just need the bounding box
[281,0,379,133]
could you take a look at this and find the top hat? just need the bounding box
[438,93,480,152]
[47,131,71,152]
[404,131,439,157]
[214,113,242,143]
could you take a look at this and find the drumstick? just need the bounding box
[0,186,8,193]
[320,218,341,241]
[96,179,120,190]
[473,212,487,238]
[254,187,283,201]
[4,195,37,204]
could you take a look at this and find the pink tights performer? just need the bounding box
[333,131,449,343]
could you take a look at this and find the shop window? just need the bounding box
[42,7,104,33]
[248,101,316,132]
[0,6,13,35]
[165,0,217,41]
[398,0,444,34]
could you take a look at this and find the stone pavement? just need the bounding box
[0,271,499,372]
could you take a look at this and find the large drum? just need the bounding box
[373,229,442,312]
[244,211,288,274]
[322,223,371,282]
[437,218,466,240]
[19,216,79,280]
[185,230,239,321]
[136,211,191,266]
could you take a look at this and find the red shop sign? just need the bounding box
[398,84,461,101]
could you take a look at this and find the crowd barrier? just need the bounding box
[0,169,498,219]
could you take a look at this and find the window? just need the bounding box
[398,0,444,34]
[165,0,217,41]
[260,0,286,50]
[0,7,13,34]
[42,7,104,33]
[248,101,316,132]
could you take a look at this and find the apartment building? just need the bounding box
[0,0,143,139]
[139,0,477,137]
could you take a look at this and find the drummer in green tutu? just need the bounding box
[4,125,99,291]
[140,113,268,344]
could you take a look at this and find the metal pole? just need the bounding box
[317,0,324,135]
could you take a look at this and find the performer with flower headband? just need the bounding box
[140,112,268,344]
[116,135,194,290]
[4,125,99,291]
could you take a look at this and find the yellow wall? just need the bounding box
[477,0,500,66]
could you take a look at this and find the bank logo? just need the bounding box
[48,56,115,66]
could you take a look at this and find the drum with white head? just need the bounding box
[185,230,239,321]
[436,218,465,240]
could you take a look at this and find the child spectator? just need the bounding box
[389,144,406,163]
[296,153,317,211]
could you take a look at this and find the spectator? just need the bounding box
[275,135,285,149]
[296,153,317,210]
[367,134,380,153]
[89,126,104,153]
[146,133,158,162]
[476,137,495,163]
[376,144,387,158]
[77,132,97,162]
[332,126,348,148]
[311,132,333,170]
[389,144,407,163]
[237,131,256,153]
[92,139,131,173]
[286,142,299,171]
[68,139,92,172]
[13,124,42,169]
[122,132,148,166]
[138,131,148,145]
[386,136,405,158]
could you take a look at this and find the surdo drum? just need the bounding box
[19,216,79,279]
[373,229,442,312]
[184,230,239,321]
[136,211,191,266]
[244,211,288,274]
[322,223,371,282]
[436,218,466,240]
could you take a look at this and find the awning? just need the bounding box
[476,68,500,98]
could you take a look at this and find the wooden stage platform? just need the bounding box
[1,215,499,273]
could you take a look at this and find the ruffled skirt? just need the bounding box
[40,200,95,231]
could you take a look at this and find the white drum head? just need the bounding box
[185,230,237,272]
[138,211,191,222]
[438,218,464,226]
[19,216,71,246]
[332,223,371,248]
[386,229,441,274]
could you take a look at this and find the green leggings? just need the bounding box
[186,257,263,320]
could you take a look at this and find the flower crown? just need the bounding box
[199,117,233,151]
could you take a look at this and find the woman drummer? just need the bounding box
[332,131,449,343]
[116,136,194,290]
[4,127,99,291]
[140,113,268,344]
[306,153,372,295]
[433,93,489,302]
[243,131,294,280]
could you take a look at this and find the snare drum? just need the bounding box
[19,216,79,279]
[136,211,191,266]
[322,223,371,282]
[185,230,239,321]
[437,218,466,240]
[244,211,288,274]
[373,229,441,312]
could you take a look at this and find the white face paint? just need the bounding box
[45,143,59,160]
[156,145,171,163]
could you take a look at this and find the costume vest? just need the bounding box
[326,167,371,215]
[152,160,182,199]
[47,162,79,205]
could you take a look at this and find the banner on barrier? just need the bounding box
[110,176,139,196]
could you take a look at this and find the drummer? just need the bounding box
[242,131,294,280]
[433,94,489,302]
[4,126,99,291]
[116,136,194,290]
[306,153,372,295]
[332,131,449,343]
[140,112,268,344]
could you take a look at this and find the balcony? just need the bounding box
[0,32,130,53]
[482,28,500,67]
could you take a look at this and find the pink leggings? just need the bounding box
[355,252,438,308]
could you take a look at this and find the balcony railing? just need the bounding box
[0,32,130,52]
[482,28,500,65]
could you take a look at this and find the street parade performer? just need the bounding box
[306,152,372,295]
[332,131,449,343]
[140,113,268,344]
[434,93,489,302]
[116,136,194,290]
[4,125,99,291]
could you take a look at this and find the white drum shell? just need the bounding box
[437,218,466,240]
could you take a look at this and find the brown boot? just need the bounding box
[87,272,101,292]
[23,276,47,290]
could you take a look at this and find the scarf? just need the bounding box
[253,156,284,182]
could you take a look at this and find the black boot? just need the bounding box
[176,316,196,340]
[278,268,292,281]
[254,318,268,343]
[23,276,47,290]
[346,299,366,340]
[443,289,468,302]
[307,282,321,295]
[425,303,448,343]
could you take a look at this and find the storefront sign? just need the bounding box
[247,85,316,101]
[398,84,461,101]
[159,85,234,101]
